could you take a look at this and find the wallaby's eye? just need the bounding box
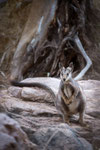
[66,73,69,76]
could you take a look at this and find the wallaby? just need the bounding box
[56,63,86,125]
[10,63,86,125]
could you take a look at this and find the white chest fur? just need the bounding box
[64,86,72,98]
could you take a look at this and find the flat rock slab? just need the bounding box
[1,78,100,150]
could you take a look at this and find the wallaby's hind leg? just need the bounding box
[79,111,88,127]
[79,111,84,124]
[78,99,86,126]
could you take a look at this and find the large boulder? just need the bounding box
[0,113,37,150]
[30,124,93,150]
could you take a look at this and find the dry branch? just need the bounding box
[74,34,92,81]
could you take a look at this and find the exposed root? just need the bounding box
[74,34,92,81]
[10,0,93,80]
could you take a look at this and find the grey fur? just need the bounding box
[56,64,86,125]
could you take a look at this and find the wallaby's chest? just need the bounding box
[63,83,74,99]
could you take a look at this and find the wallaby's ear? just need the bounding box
[69,62,74,72]
[59,62,63,69]
[59,63,65,73]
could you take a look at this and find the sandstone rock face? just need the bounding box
[1,78,100,150]
[31,124,93,150]
[0,113,37,150]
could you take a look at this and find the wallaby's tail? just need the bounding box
[10,80,56,101]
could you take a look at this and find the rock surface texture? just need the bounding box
[0,78,100,150]
[0,113,37,150]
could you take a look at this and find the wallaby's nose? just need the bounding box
[63,78,66,81]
